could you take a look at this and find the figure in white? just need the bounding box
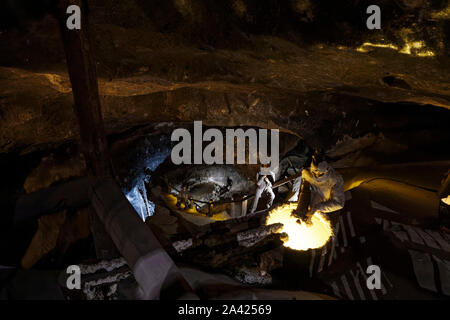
[251,165,276,213]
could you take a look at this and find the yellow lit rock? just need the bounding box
[162,193,229,221]
[442,195,450,206]
[356,42,398,53]
[356,39,435,57]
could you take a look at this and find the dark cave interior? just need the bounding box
[0,0,449,301]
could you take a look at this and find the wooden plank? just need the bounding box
[391,226,410,243]
[413,227,440,249]
[57,0,116,259]
[408,250,437,293]
[349,268,366,300]
[370,201,399,214]
[57,0,111,178]
[317,246,327,273]
[404,225,425,245]
[432,255,450,296]
[330,281,342,298]
[340,275,354,300]
[328,223,339,267]
[425,230,450,252]
[309,249,316,278]
[346,211,356,237]
[90,178,197,299]
[339,215,348,248]
[272,171,302,189]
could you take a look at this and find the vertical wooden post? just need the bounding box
[54,1,197,298]
[241,199,248,217]
[57,0,111,179]
[56,0,117,259]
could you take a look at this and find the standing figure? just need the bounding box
[176,186,190,209]
[251,166,276,213]
[293,150,344,222]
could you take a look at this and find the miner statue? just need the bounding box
[251,165,276,213]
[176,186,191,209]
[292,150,345,224]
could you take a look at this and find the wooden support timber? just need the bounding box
[57,0,110,178]
[56,0,117,260]
[90,178,197,299]
[55,1,197,299]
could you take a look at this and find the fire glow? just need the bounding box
[266,203,333,251]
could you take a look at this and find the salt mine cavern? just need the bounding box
[0,0,449,302]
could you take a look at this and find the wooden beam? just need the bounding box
[54,2,197,298]
[90,178,198,299]
[57,0,111,178]
[56,0,116,259]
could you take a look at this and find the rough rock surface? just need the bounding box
[0,0,448,157]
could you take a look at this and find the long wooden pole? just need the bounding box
[55,1,197,298]
[57,0,111,178]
